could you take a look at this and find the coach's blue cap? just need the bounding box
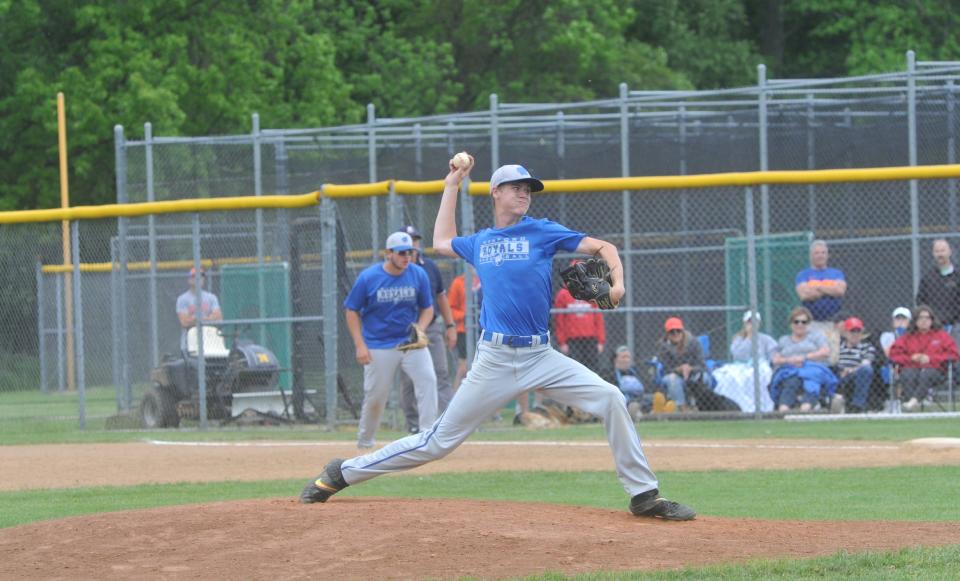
[385,231,415,252]
[490,164,544,193]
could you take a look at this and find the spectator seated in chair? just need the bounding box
[605,345,648,419]
[834,316,877,414]
[769,306,839,413]
[888,305,960,411]
[711,310,776,413]
[654,317,738,412]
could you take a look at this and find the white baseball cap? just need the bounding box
[489,164,544,192]
[892,306,912,320]
[742,310,761,323]
[385,231,415,252]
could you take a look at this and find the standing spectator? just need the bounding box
[343,231,437,449]
[554,259,606,371]
[770,306,839,412]
[398,225,458,434]
[176,267,222,352]
[447,265,482,392]
[888,305,960,411]
[795,240,847,362]
[880,307,912,358]
[835,316,877,414]
[656,317,711,412]
[711,311,777,413]
[916,238,960,344]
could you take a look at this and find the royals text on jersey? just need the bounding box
[478,237,530,266]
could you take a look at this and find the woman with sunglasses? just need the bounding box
[888,305,959,411]
[770,306,839,412]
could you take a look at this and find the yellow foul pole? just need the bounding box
[58,92,76,391]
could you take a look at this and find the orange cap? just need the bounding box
[664,317,684,332]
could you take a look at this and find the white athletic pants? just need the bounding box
[342,341,659,497]
[357,347,437,448]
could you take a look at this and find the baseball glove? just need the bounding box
[559,257,616,309]
[396,323,429,351]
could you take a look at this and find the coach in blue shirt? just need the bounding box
[344,231,438,448]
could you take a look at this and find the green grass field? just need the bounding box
[2,387,959,579]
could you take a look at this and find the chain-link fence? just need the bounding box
[5,54,960,431]
[7,169,960,433]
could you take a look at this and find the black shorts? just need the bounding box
[456,332,467,359]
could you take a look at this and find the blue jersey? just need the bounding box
[452,216,584,336]
[344,262,433,349]
[795,267,845,321]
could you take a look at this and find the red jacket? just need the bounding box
[553,287,606,347]
[888,329,960,369]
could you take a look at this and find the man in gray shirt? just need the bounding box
[176,268,222,351]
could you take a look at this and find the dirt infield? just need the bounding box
[3,438,960,579]
[5,437,960,491]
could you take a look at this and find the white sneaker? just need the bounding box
[903,397,920,412]
[830,394,846,414]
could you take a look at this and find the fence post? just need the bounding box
[253,113,267,345]
[145,122,159,368]
[320,194,339,429]
[114,124,132,411]
[745,187,762,419]
[56,271,65,393]
[192,214,208,430]
[948,79,957,231]
[368,104,379,256]
[757,65,774,330]
[111,239,122,410]
[36,261,47,394]
[907,50,921,295]
[556,111,567,223]
[806,94,818,231]
[71,221,86,429]
[619,83,635,354]
[414,123,425,233]
[490,93,499,169]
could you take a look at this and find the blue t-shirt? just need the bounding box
[795,267,846,321]
[343,262,433,349]
[451,216,584,336]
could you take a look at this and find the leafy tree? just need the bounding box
[0,0,353,209]
[629,0,761,89]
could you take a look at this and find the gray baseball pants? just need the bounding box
[357,347,437,448]
[399,318,453,432]
[342,340,659,497]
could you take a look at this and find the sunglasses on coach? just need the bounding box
[792,319,810,325]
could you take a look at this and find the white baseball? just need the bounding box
[452,151,471,169]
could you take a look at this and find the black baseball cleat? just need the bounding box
[629,489,697,521]
[299,458,349,504]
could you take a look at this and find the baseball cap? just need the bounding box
[385,231,415,252]
[402,225,422,239]
[742,310,761,323]
[892,307,912,320]
[844,317,864,332]
[664,317,684,332]
[489,164,544,193]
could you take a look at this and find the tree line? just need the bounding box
[1,0,958,211]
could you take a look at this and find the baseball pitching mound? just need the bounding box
[907,437,960,449]
[3,498,960,580]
